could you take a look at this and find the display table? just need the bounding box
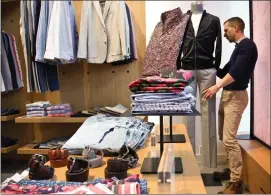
[46,124,206,194]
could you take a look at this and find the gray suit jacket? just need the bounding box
[77,1,130,63]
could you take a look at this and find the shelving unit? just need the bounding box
[15,115,145,124]
[1,143,20,153]
[1,113,23,122]
[15,116,88,123]
[2,1,147,158]
[17,144,49,155]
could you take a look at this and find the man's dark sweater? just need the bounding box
[217,38,258,90]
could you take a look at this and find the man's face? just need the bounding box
[224,22,237,43]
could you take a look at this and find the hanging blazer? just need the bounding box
[77,1,130,64]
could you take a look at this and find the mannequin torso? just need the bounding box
[191,13,203,36]
[191,2,204,36]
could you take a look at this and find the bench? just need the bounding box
[239,140,271,194]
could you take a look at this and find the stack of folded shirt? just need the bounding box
[1,108,20,116]
[129,70,193,94]
[26,101,51,117]
[129,70,196,114]
[46,104,73,117]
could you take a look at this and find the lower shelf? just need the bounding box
[1,143,20,153]
[1,113,23,122]
[17,144,49,155]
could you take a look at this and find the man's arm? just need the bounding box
[216,73,235,89]
[216,62,230,79]
[227,45,251,82]
[203,45,251,99]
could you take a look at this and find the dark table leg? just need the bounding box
[170,115,173,141]
[140,115,183,174]
[160,115,164,155]
[157,115,186,143]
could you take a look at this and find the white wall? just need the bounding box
[146,1,250,156]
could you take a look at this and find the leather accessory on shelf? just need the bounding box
[65,157,90,182]
[115,145,139,168]
[28,155,54,180]
[82,146,104,168]
[32,154,47,165]
[104,168,127,180]
[48,148,69,168]
[106,158,128,172]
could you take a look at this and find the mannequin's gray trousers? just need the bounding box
[184,68,217,168]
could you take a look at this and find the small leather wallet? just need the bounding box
[106,158,129,172]
[28,155,54,180]
[48,148,69,168]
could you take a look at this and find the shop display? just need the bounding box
[177,2,221,168]
[28,154,54,180]
[66,157,90,182]
[104,159,128,179]
[2,175,146,194]
[48,148,69,168]
[78,1,137,64]
[114,145,139,168]
[62,114,154,154]
[20,1,60,92]
[26,101,51,117]
[129,75,196,114]
[82,146,104,168]
[1,31,23,92]
[46,103,73,117]
[142,7,190,76]
[1,136,17,148]
[1,108,20,116]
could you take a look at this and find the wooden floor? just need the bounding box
[47,124,206,194]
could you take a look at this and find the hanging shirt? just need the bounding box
[142,7,190,76]
[77,1,130,63]
[44,1,78,63]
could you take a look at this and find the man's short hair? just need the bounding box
[224,17,245,32]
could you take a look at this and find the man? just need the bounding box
[202,17,258,194]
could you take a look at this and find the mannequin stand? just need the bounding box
[132,107,201,174]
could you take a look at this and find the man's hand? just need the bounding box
[202,85,219,100]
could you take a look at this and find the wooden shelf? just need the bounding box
[1,0,20,3]
[17,144,49,155]
[1,113,23,122]
[15,116,87,123]
[1,143,20,153]
[15,115,146,124]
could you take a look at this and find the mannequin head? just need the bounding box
[191,1,204,13]
[223,17,245,43]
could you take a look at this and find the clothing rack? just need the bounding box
[1,1,146,156]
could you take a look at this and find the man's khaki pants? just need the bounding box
[219,90,248,182]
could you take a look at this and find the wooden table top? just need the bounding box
[46,124,206,194]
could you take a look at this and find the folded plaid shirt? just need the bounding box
[46,104,72,111]
[132,102,193,113]
[47,112,73,117]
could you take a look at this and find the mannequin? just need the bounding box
[178,0,222,168]
[191,1,204,36]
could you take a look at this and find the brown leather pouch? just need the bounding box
[48,148,69,168]
[107,158,128,172]
[28,156,54,180]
